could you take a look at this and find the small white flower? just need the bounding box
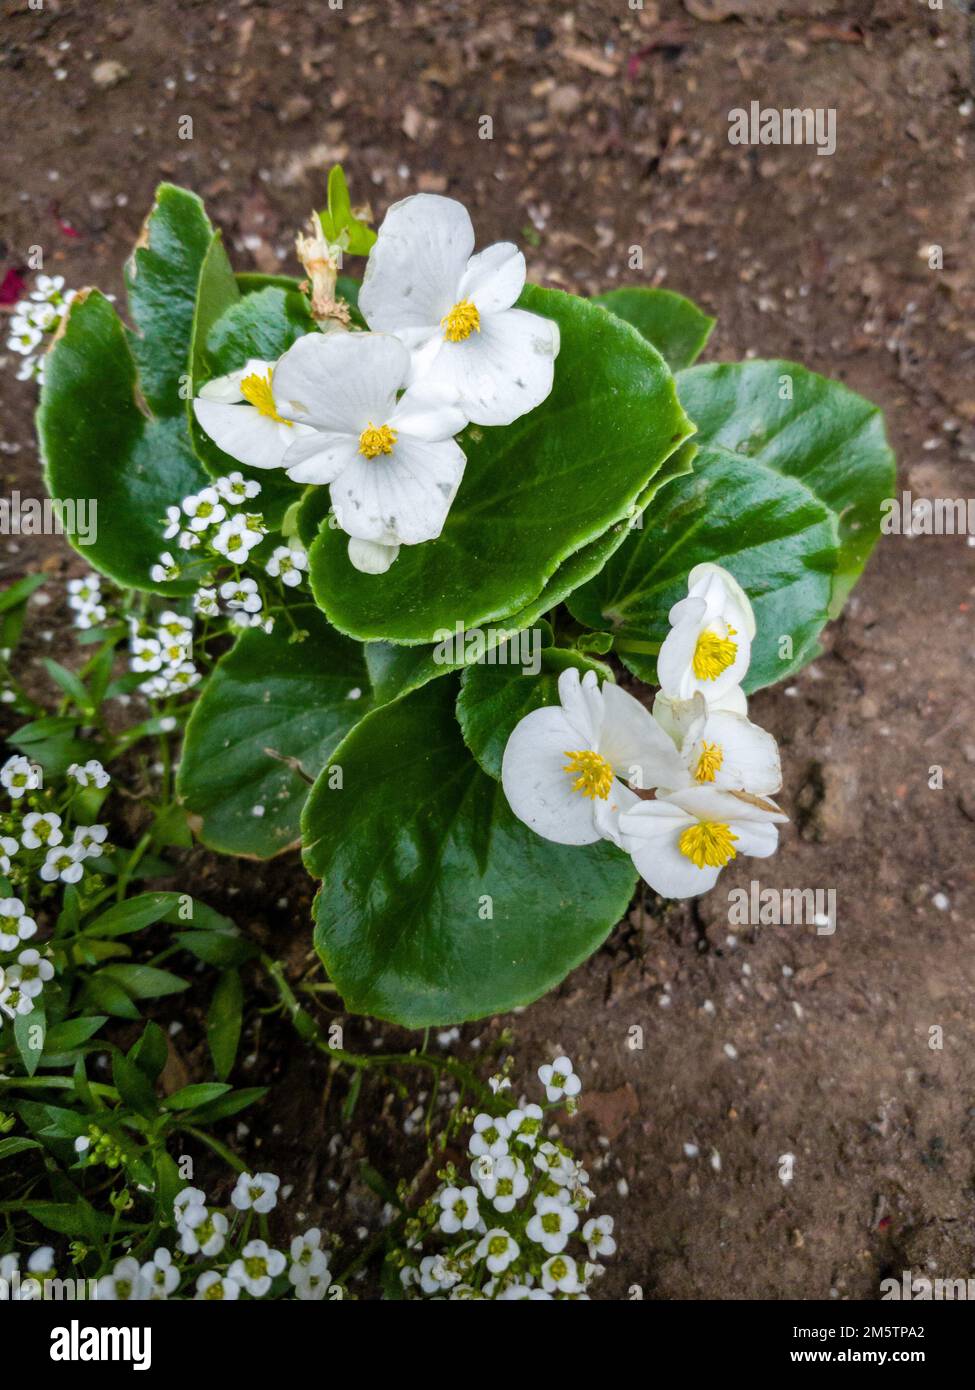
[212,512,265,562]
[67,759,110,789]
[230,1170,280,1214]
[20,811,63,849]
[96,1256,147,1302]
[476,1228,519,1274]
[195,1270,240,1301]
[501,667,683,848]
[72,601,107,631]
[178,1209,227,1258]
[215,471,262,504]
[219,577,262,613]
[468,1112,510,1160]
[157,610,193,641]
[227,1239,286,1297]
[657,563,756,702]
[526,1194,579,1254]
[182,487,227,533]
[533,1141,578,1188]
[472,1153,528,1213]
[0,835,18,875]
[150,552,180,584]
[0,980,34,1019]
[67,575,101,610]
[27,1246,54,1273]
[39,844,85,885]
[141,1247,179,1299]
[538,1055,581,1103]
[177,529,201,551]
[161,661,201,693]
[619,785,788,900]
[417,1254,460,1295]
[73,824,109,859]
[541,1252,582,1294]
[582,1215,617,1259]
[162,505,182,540]
[193,586,219,617]
[31,274,65,301]
[359,193,561,426]
[436,1184,480,1234]
[173,1186,207,1227]
[506,1103,544,1149]
[1,754,42,799]
[265,543,308,587]
[0,898,37,951]
[293,1265,333,1300]
[10,948,54,998]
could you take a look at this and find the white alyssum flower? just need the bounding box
[289,1227,331,1290]
[468,1112,510,1160]
[538,1055,581,1104]
[476,1229,520,1274]
[96,1257,146,1302]
[72,601,107,630]
[20,811,63,849]
[162,505,182,540]
[472,1153,529,1213]
[178,1209,228,1258]
[195,1270,240,1301]
[216,471,262,504]
[0,898,38,951]
[39,844,84,885]
[359,193,561,426]
[73,824,109,859]
[211,513,265,562]
[9,948,54,998]
[1,754,42,799]
[219,577,262,614]
[67,759,110,789]
[149,552,180,584]
[505,1103,544,1149]
[0,979,34,1019]
[173,1187,206,1227]
[141,1248,179,1299]
[67,575,101,611]
[437,1184,480,1234]
[194,587,219,617]
[619,785,788,899]
[230,1170,280,1214]
[265,542,308,588]
[193,358,313,473]
[533,1141,579,1189]
[228,1239,286,1297]
[526,1194,579,1254]
[657,563,756,702]
[0,835,18,875]
[417,1253,460,1295]
[502,667,682,847]
[27,1246,54,1273]
[582,1215,617,1259]
[157,611,193,642]
[541,1252,583,1294]
[181,487,227,533]
[270,331,468,559]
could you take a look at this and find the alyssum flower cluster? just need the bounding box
[502,563,788,899]
[5,273,76,385]
[396,1055,614,1299]
[192,194,561,575]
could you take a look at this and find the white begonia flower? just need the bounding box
[347,537,400,575]
[178,1209,227,1258]
[541,1253,583,1295]
[526,1194,579,1253]
[1,754,42,799]
[181,486,227,533]
[73,824,109,859]
[141,1248,179,1299]
[652,683,748,748]
[468,1112,510,1160]
[476,1229,520,1275]
[230,1170,280,1214]
[359,193,561,427]
[193,358,314,472]
[657,563,756,703]
[0,898,37,951]
[194,587,219,617]
[0,835,19,874]
[212,513,265,562]
[67,759,110,789]
[265,542,309,587]
[501,667,684,848]
[196,1270,240,1301]
[506,1103,544,1149]
[150,552,180,584]
[215,471,262,504]
[39,845,84,885]
[10,948,54,998]
[219,577,262,613]
[472,1153,529,1213]
[437,1184,480,1234]
[271,331,468,551]
[20,811,63,849]
[619,785,788,900]
[228,1239,286,1298]
[96,1257,147,1302]
[582,1215,617,1259]
[538,1055,582,1103]
[656,692,782,797]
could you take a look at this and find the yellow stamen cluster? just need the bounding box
[358,422,397,459]
[239,369,292,425]
[441,299,481,342]
[692,626,737,681]
[563,749,614,801]
[693,741,724,783]
[678,820,739,869]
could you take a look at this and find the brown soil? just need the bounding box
[1,0,974,1299]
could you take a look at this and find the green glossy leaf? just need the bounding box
[40,1016,107,1057]
[592,287,715,371]
[100,963,188,999]
[162,1081,232,1112]
[39,291,208,593]
[567,444,838,691]
[85,891,182,938]
[178,602,370,857]
[189,1086,268,1124]
[125,184,214,416]
[457,647,612,780]
[676,359,895,613]
[309,284,694,643]
[207,971,243,1081]
[302,677,636,1027]
[319,165,376,255]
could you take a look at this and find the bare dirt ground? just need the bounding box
[1,0,973,1299]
